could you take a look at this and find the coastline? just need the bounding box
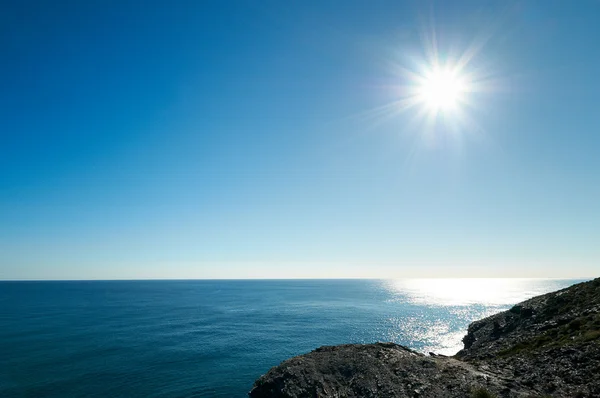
[250,278,600,397]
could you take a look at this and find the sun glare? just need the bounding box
[418,68,466,111]
[353,21,498,156]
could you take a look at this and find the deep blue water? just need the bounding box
[0,279,583,397]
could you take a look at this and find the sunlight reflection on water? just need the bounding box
[387,278,563,306]
[379,278,580,355]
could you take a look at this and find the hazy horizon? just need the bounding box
[1,269,595,281]
[2,1,599,280]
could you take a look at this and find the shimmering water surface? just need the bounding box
[0,279,582,397]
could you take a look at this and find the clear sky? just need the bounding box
[1,0,599,279]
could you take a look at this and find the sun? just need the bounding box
[418,67,467,112]
[354,26,496,152]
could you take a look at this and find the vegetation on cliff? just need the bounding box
[456,278,600,397]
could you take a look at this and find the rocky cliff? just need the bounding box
[249,278,600,398]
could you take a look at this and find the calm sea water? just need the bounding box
[0,279,583,397]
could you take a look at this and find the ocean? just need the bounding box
[0,279,583,397]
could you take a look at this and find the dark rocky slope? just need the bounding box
[250,278,600,398]
[456,277,600,397]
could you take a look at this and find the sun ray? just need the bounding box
[363,22,505,164]
[337,9,510,166]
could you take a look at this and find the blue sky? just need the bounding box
[1,0,599,279]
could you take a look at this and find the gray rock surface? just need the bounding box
[249,342,535,398]
[250,278,600,397]
[456,278,600,397]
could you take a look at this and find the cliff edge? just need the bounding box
[249,278,600,398]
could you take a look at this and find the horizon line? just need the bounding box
[0,276,594,282]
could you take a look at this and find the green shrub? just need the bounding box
[471,387,498,398]
[583,330,600,341]
[569,318,582,330]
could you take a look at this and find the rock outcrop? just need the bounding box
[250,278,600,398]
[456,277,600,397]
[249,342,537,398]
